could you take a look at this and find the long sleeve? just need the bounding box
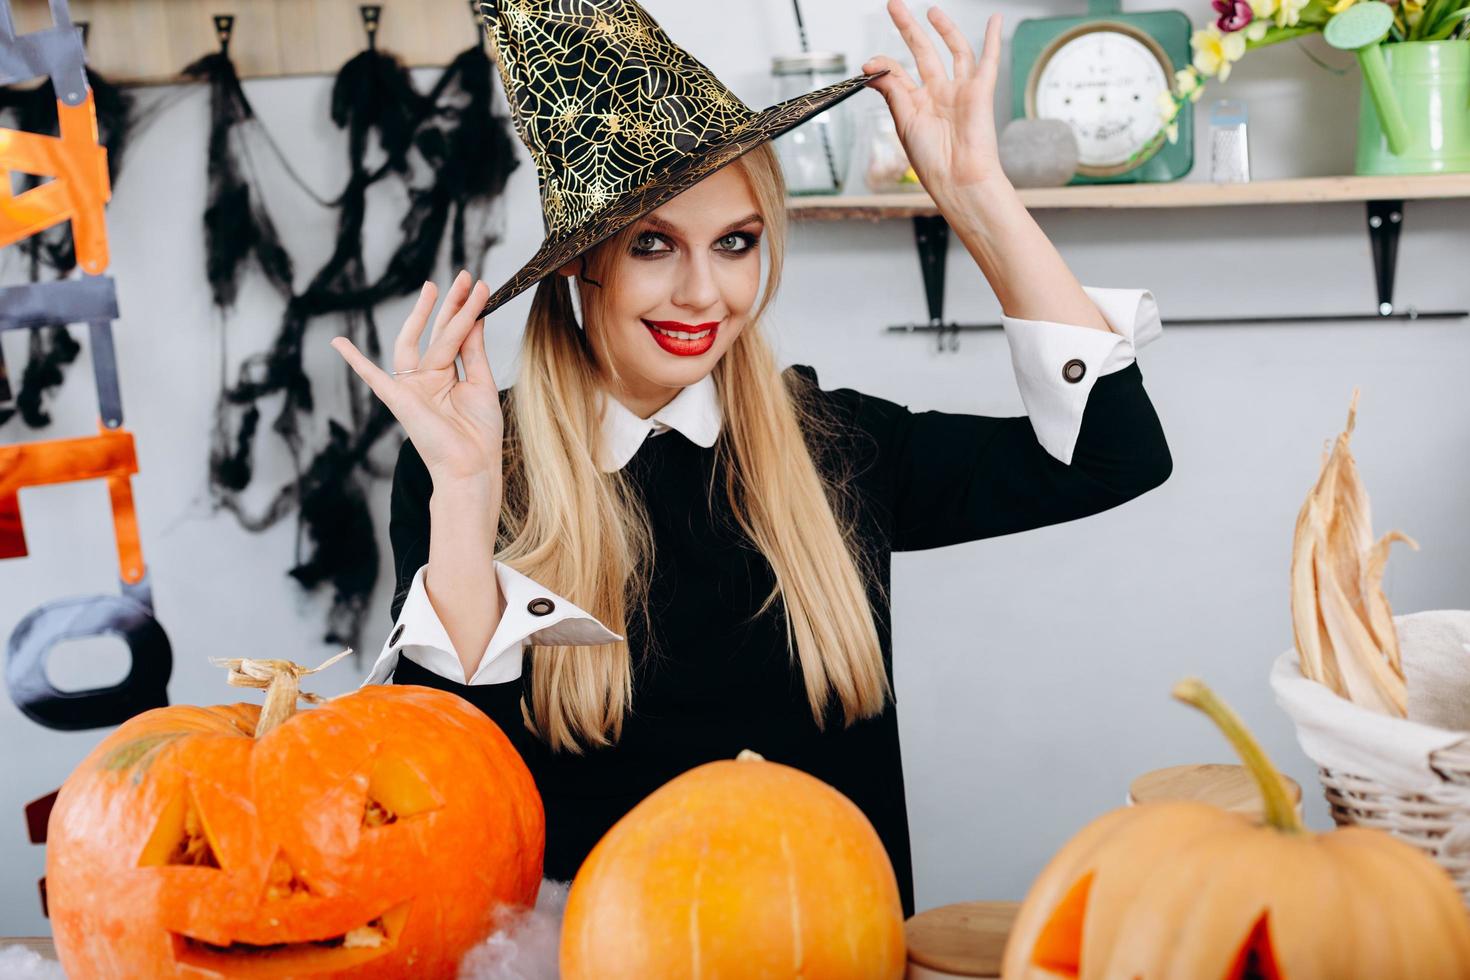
[360,438,621,688]
[788,308,1170,554]
[1001,286,1162,465]
[867,355,1171,551]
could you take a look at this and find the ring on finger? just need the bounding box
[391,368,423,377]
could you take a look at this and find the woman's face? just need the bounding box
[558,165,764,417]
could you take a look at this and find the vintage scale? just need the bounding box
[1011,0,1194,185]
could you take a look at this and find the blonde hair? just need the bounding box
[497,143,890,753]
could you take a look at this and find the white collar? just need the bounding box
[597,373,722,472]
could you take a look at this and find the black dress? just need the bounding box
[386,362,1172,917]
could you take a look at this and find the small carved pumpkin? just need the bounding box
[1002,679,1470,979]
[560,749,907,979]
[47,654,544,978]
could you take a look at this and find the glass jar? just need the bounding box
[770,52,854,195]
[856,104,923,194]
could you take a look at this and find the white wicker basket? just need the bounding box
[1271,610,1470,905]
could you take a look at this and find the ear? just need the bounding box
[558,244,604,279]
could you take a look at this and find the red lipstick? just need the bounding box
[643,319,718,357]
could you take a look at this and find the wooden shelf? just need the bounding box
[10,0,483,85]
[788,173,1470,220]
[802,173,1470,327]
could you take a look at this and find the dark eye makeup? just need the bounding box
[630,230,761,258]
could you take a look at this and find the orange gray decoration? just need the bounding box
[0,0,171,917]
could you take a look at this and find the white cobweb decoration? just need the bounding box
[458,878,572,980]
[0,944,66,980]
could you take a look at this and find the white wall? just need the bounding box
[2,0,1467,935]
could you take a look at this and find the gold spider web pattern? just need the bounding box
[479,0,756,238]
[476,69,881,318]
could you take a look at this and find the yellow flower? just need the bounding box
[1402,0,1426,27]
[1175,67,1202,100]
[1166,121,1181,144]
[1250,0,1279,17]
[1245,19,1270,41]
[1276,0,1311,26]
[1191,25,1247,81]
[1157,89,1181,123]
[1326,0,1358,12]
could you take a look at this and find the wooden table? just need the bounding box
[5,902,1021,978]
[906,901,1018,979]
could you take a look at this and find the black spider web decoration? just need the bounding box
[203,38,519,654]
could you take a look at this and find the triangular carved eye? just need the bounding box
[1230,912,1281,980]
[1030,871,1093,978]
[137,784,220,868]
[362,754,443,827]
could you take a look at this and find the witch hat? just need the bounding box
[475,0,885,318]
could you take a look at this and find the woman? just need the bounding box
[332,0,1171,917]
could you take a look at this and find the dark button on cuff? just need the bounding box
[527,597,556,617]
[1062,358,1087,384]
[389,623,405,646]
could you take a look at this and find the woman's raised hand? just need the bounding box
[863,1,1006,203]
[331,270,503,488]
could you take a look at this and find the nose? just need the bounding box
[670,248,721,315]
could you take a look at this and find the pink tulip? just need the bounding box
[1212,0,1254,31]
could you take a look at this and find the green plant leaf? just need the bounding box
[1424,3,1470,37]
[1420,0,1461,29]
[1414,0,1443,33]
[1302,0,1336,24]
[1253,25,1321,49]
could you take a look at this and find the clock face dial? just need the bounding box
[1033,28,1171,170]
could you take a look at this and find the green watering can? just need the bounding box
[1324,1,1470,174]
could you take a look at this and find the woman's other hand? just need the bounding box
[863,2,1007,206]
[331,270,502,488]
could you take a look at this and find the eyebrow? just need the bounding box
[639,212,764,238]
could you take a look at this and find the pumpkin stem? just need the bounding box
[1171,678,1303,833]
[210,650,353,738]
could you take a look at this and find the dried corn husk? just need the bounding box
[1288,392,1417,717]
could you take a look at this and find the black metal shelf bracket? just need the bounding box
[884,197,1466,336]
[1367,198,1403,316]
[915,215,946,329]
[884,215,998,352]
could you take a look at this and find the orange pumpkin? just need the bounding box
[1002,679,1470,979]
[47,654,544,978]
[560,749,906,979]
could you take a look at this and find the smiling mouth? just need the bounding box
[643,320,715,341]
[170,902,410,975]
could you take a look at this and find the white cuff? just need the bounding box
[360,562,623,687]
[1001,286,1162,466]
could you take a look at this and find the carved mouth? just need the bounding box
[170,901,411,976]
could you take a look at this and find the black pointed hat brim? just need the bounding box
[477,69,888,320]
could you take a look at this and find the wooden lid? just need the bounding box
[905,901,1018,977]
[1128,764,1303,820]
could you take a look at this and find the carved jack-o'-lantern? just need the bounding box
[1002,680,1470,979]
[46,655,544,978]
